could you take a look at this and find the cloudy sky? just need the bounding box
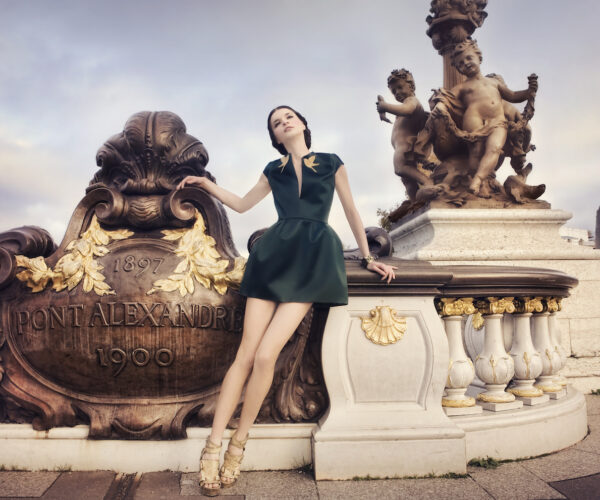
[1,0,598,254]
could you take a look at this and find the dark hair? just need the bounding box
[267,105,312,156]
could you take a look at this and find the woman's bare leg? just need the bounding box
[234,301,313,441]
[201,297,276,490]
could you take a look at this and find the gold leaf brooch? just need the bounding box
[303,155,319,172]
[278,155,289,172]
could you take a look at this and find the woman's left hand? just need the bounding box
[366,261,398,284]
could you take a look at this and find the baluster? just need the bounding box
[474,298,523,411]
[502,313,514,353]
[507,298,549,405]
[547,297,568,388]
[436,298,482,415]
[531,306,565,399]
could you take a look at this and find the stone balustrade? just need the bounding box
[436,296,568,415]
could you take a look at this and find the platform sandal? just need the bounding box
[220,433,248,488]
[199,438,222,497]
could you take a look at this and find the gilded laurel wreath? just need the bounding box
[15,216,133,296]
[147,210,245,297]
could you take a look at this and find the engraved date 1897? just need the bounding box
[113,255,164,277]
[96,347,174,376]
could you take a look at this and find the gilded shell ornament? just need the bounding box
[360,306,407,346]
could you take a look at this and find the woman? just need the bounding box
[177,105,397,496]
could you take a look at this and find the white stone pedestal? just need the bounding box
[390,209,596,261]
[312,296,466,480]
[390,208,600,393]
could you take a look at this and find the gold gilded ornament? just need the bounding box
[148,209,246,297]
[507,386,543,398]
[476,392,515,403]
[442,396,476,408]
[472,311,485,330]
[436,297,476,316]
[475,297,515,315]
[514,297,544,314]
[545,297,562,313]
[303,155,319,172]
[360,305,407,346]
[16,216,132,296]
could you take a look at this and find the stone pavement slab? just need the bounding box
[520,448,600,482]
[134,472,182,500]
[0,472,59,498]
[467,462,565,499]
[180,472,244,498]
[585,394,600,415]
[549,472,600,500]
[42,472,115,500]
[185,470,318,499]
[573,413,600,456]
[317,477,492,500]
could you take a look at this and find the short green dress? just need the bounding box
[239,152,348,306]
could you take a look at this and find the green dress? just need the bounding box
[239,152,348,306]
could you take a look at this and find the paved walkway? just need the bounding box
[1,396,598,500]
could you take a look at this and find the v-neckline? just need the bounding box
[289,152,312,198]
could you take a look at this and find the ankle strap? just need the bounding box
[204,438,222,453]
[229,433,248,449]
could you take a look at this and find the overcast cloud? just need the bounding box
[0,0,598,253]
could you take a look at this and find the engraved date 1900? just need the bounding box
[96,347,174,377]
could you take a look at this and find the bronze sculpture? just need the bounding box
[379,1,549,223]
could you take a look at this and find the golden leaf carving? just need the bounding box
[475,297,515,315]
[514,296,544,314]
[472,312,485,330]
[303,155,319,172]
[15,216,132,296]
[147,210,246,297]
[360,306,407,346]
[437,297,476,316]
[545,297,562,313]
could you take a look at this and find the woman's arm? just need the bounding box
[335,165,396,283]
[176,174,271,214]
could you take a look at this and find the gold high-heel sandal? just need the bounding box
[199,438,222,497]
[220,433,248,488]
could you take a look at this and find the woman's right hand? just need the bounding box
[176,175,209,191]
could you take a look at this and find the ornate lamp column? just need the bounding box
[547,297,568,387]
[508,298,549,405]
[474,297,523,411]
[425,0,488,89]
[532,303,565,398]
[436,298,482,415]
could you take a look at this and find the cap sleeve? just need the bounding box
[262,162,271,180]
[331,153,344,173]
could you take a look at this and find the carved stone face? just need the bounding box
[389,79,414,103]
[269,108,306,147]
[453,48,481,77]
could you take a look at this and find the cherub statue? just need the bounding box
[424,39,537,197]
[376,69,436,201]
